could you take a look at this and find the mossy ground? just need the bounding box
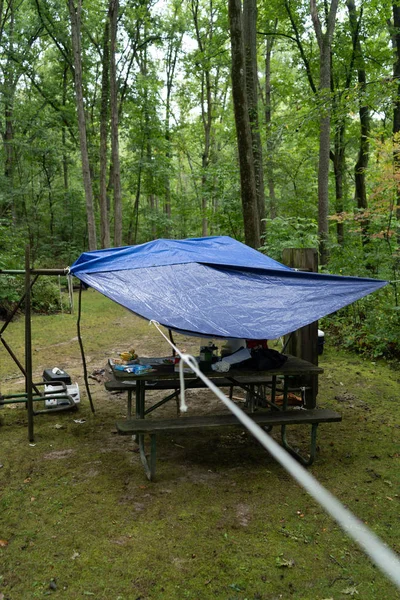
[0,290,399,599]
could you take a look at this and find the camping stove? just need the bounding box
[43,367,80,408]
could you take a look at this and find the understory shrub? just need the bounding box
[0,276,65,320]
[322,286,400,359]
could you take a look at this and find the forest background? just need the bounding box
[0,0,400,358]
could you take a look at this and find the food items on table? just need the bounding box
[119,348,138,362]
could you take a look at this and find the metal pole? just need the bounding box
[25,246,34,442]
[0,268,68,275]
[77,282,95,413]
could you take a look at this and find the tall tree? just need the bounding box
[228,0,260,248]
[347,0,370,245]
[243,0,265,236]
[68,0,97,250]
[310,0,339,265]
[109,0,122,247]
[99,16,111,248]
[392,2,400,227]
[264,20,278,219]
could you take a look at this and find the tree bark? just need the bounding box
[332,122,345,245]
[99,17,111,249]
[243,0,265,237]
[68,0,97,250]
[264,22,277,219]
[347,0,370,246]
[392,3,400,226]
[109,0,122,247]
[228,0,260,249]
[191,0,213,237]
[164,25,181,223]
[310,0,339,266]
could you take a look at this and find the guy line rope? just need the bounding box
[150,320,400,590]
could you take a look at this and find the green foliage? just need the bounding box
[322,287,400,359]
[0,276,21,319]
[30,278,63,314]
[260,216,318,260]
[0,275,63,320]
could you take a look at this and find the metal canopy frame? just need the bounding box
[0,246,94,442]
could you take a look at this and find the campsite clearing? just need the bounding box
[0,289,399,599]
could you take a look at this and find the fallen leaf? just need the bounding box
[342,586,359,596]
[276,555,295,568]
[24,477,31,483]
[229,583,244,592]
[55,423,63,429]
[29,443,36,447]
[71,551,80,560]
[0,539,9,547]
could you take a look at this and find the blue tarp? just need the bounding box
[70,236,387,339]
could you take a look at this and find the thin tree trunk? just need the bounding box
[347,0,370,246]
[243,0,265,237]
[109,0,122,247]
[164,22,182,223]
[3,2,15,223]
[310,0,339,266]
[191,0,212,237]
[332,122,345,245]
[228,0,260,249]
[392,3,400,229]
[264,22,277,219]
[99,17,111,248]
[68,0,97,250]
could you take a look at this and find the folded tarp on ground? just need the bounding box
[70,236,387,340]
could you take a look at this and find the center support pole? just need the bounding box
[25,246,34,442]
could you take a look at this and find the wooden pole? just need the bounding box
[25,246,34,442]
[282,248,319,408]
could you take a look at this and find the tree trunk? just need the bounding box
[3,2,16,223]
[109,0,122,247]
[347,0,370,245]
[228,0,260,249]
[243,0,265,238]
[264,24,277,219]
[191,0,212,238]
[99,17,111,249]
[310,0,339,266]
[332,122,345,245]
[392,3,400,227]
[317,44,331,266]
[68,0,97,250]
[164,21,182,224]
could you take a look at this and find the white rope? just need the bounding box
[149,320,400,589]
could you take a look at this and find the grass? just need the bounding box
[1,289,399,599]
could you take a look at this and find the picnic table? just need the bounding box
[105,355,341,480]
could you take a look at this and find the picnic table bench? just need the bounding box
[105,355,341,481]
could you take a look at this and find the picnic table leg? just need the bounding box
[139,433,157,481]
[135,380,157,480]
[280,375,318,466]
[127,390,132,418]
[280,422,319,467]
